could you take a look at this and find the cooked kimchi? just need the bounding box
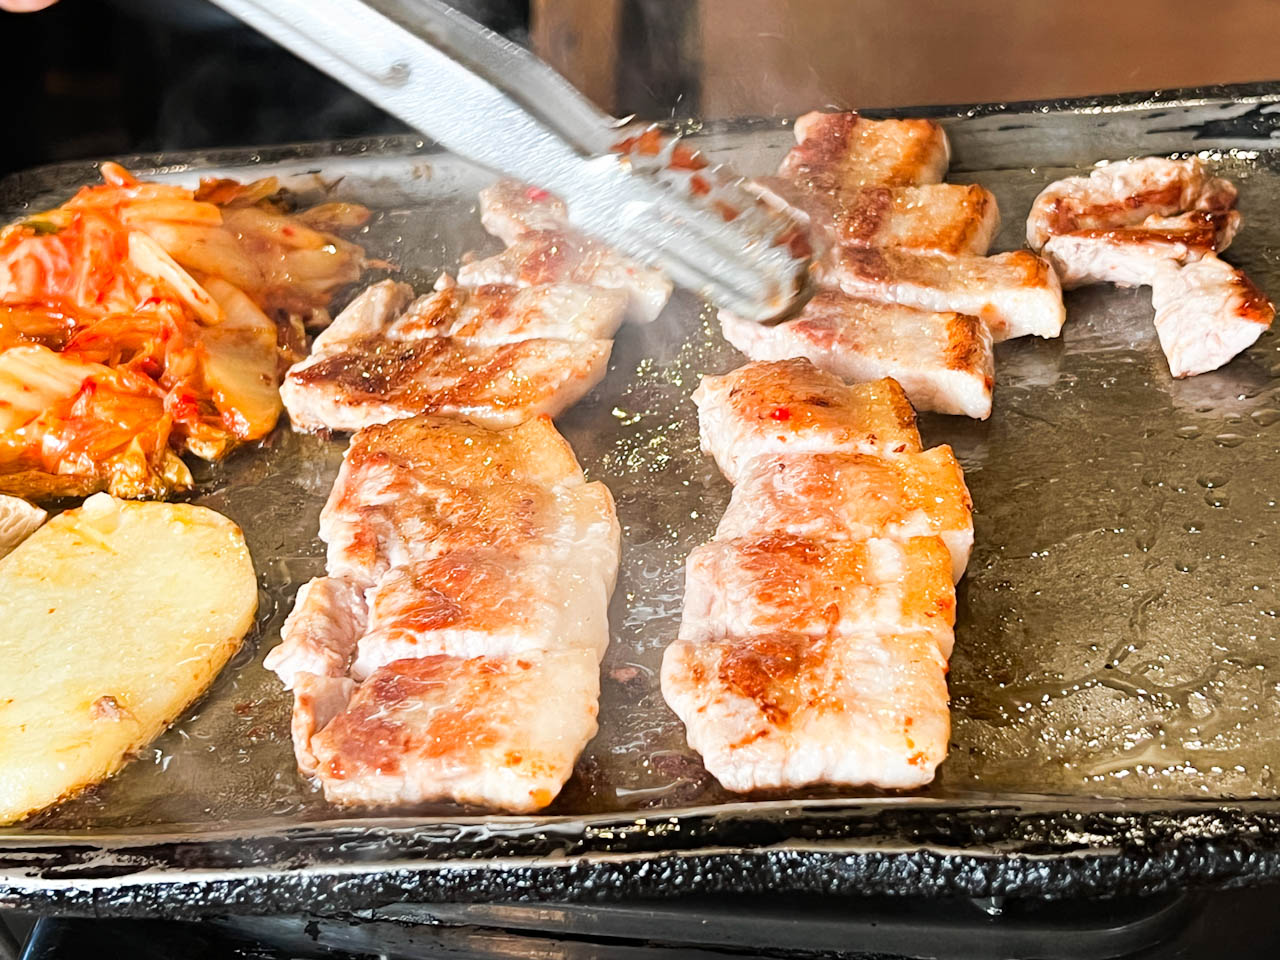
[0,163,370,499]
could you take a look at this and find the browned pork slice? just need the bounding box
[717,447,974,581]
[460,229,672,325]
[1026,156,1231,251]
[720,290,994,419]
[280,278,610,433]
[1150,255,1275,378]
[389,274,627,343]
[661,630,950,791]
[477,179,570,245]
[680,535,956,657]
[757,177,998,257]
[821,247,1065,341]
[692,359,922,483]
[318,416,617,585]
[780,111,950,189]
[1042,208,1241,289]
[309,648,600,811]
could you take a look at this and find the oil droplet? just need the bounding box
[1205,493,1229,509]
[1184,522,1203,534]
[1197,474,1228,489]
[1251,409,1280,428]
[1176,425,1201,439]
[1175,560,1196,573]
[1214,433,1246,448]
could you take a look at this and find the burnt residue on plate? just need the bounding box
[2,83,1280,912]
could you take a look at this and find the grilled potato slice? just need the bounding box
[0,493,257,825]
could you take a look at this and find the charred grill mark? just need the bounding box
[836,187,892,244]
[943,313,987,372]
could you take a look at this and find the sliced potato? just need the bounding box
[0,493,257,825]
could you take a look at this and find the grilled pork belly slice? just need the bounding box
[693,359,922,483]
[459,229,672,325]
[1026,156,1219,250]
[680,535,956,657]
[390,275,627,343]
[781,111,950,190]
[661,631,950,791]
[266,576,368,689]
[757,177,998,257]
[1042,209,1241,289]
[309,648,600,811]
[284,333,610,433]
[349,546,614,677]
[717,448,974,582]
[822,246,1065,342]
[1150,256,1275,378]
[478,179,570,244]
[320,418,617,585]
[720,291,994,419]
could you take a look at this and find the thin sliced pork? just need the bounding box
[1150,255,1274,378]
[822,247,1066,341]
[693,359,922,483]
[780,111,950,189]
[720,290,994,419]
[662,631,950,792]
[680,535,956,656]
[717,448,974,582]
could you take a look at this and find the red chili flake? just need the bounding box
[525,186,550,202]
[770,407,791,421]
[281,226,295,237]
[670,143,708,171]
[689,174,711,196]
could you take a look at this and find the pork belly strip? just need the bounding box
[283,332,610,433]
[780,111,950,190]
[693,359,922,483]
[310,649,600,812]
[393,275,627,343]
[461,227,673,325]
[269,414,619,810]
[1026,157,1232,251]
[661,631,950,792]
[680,535,956,657]
[821,246,1065,342]
[319,415,617,585]
[720,290,994,419]
[756,177,998,257]
[1041,209,1241,289]
[478,179,570,245]
[1150,255,1274,378]
[717,448,974,582]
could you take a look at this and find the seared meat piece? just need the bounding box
[720,290,994,419]
[1150,256,1274,378]
[780,111,950,189]
[1042,208,1241,289]
[281,280,611,433]
[1026,157,1226,251]
[757,177,998,257]
[268,414,619,811]
[349,544,614,676]
[821,247,1066,342]
[717,448,974,582]
[478,179,570,244]
[662,630,950,791]
[458,229,672,325]
[319,415,616,584]
[310,648,600,811]
[392,274,627,343]
[693,359,922,483]
[680,535,956,656]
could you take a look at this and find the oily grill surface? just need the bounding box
[2,86,1280,908]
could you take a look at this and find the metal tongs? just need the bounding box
[207,0,812,323]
